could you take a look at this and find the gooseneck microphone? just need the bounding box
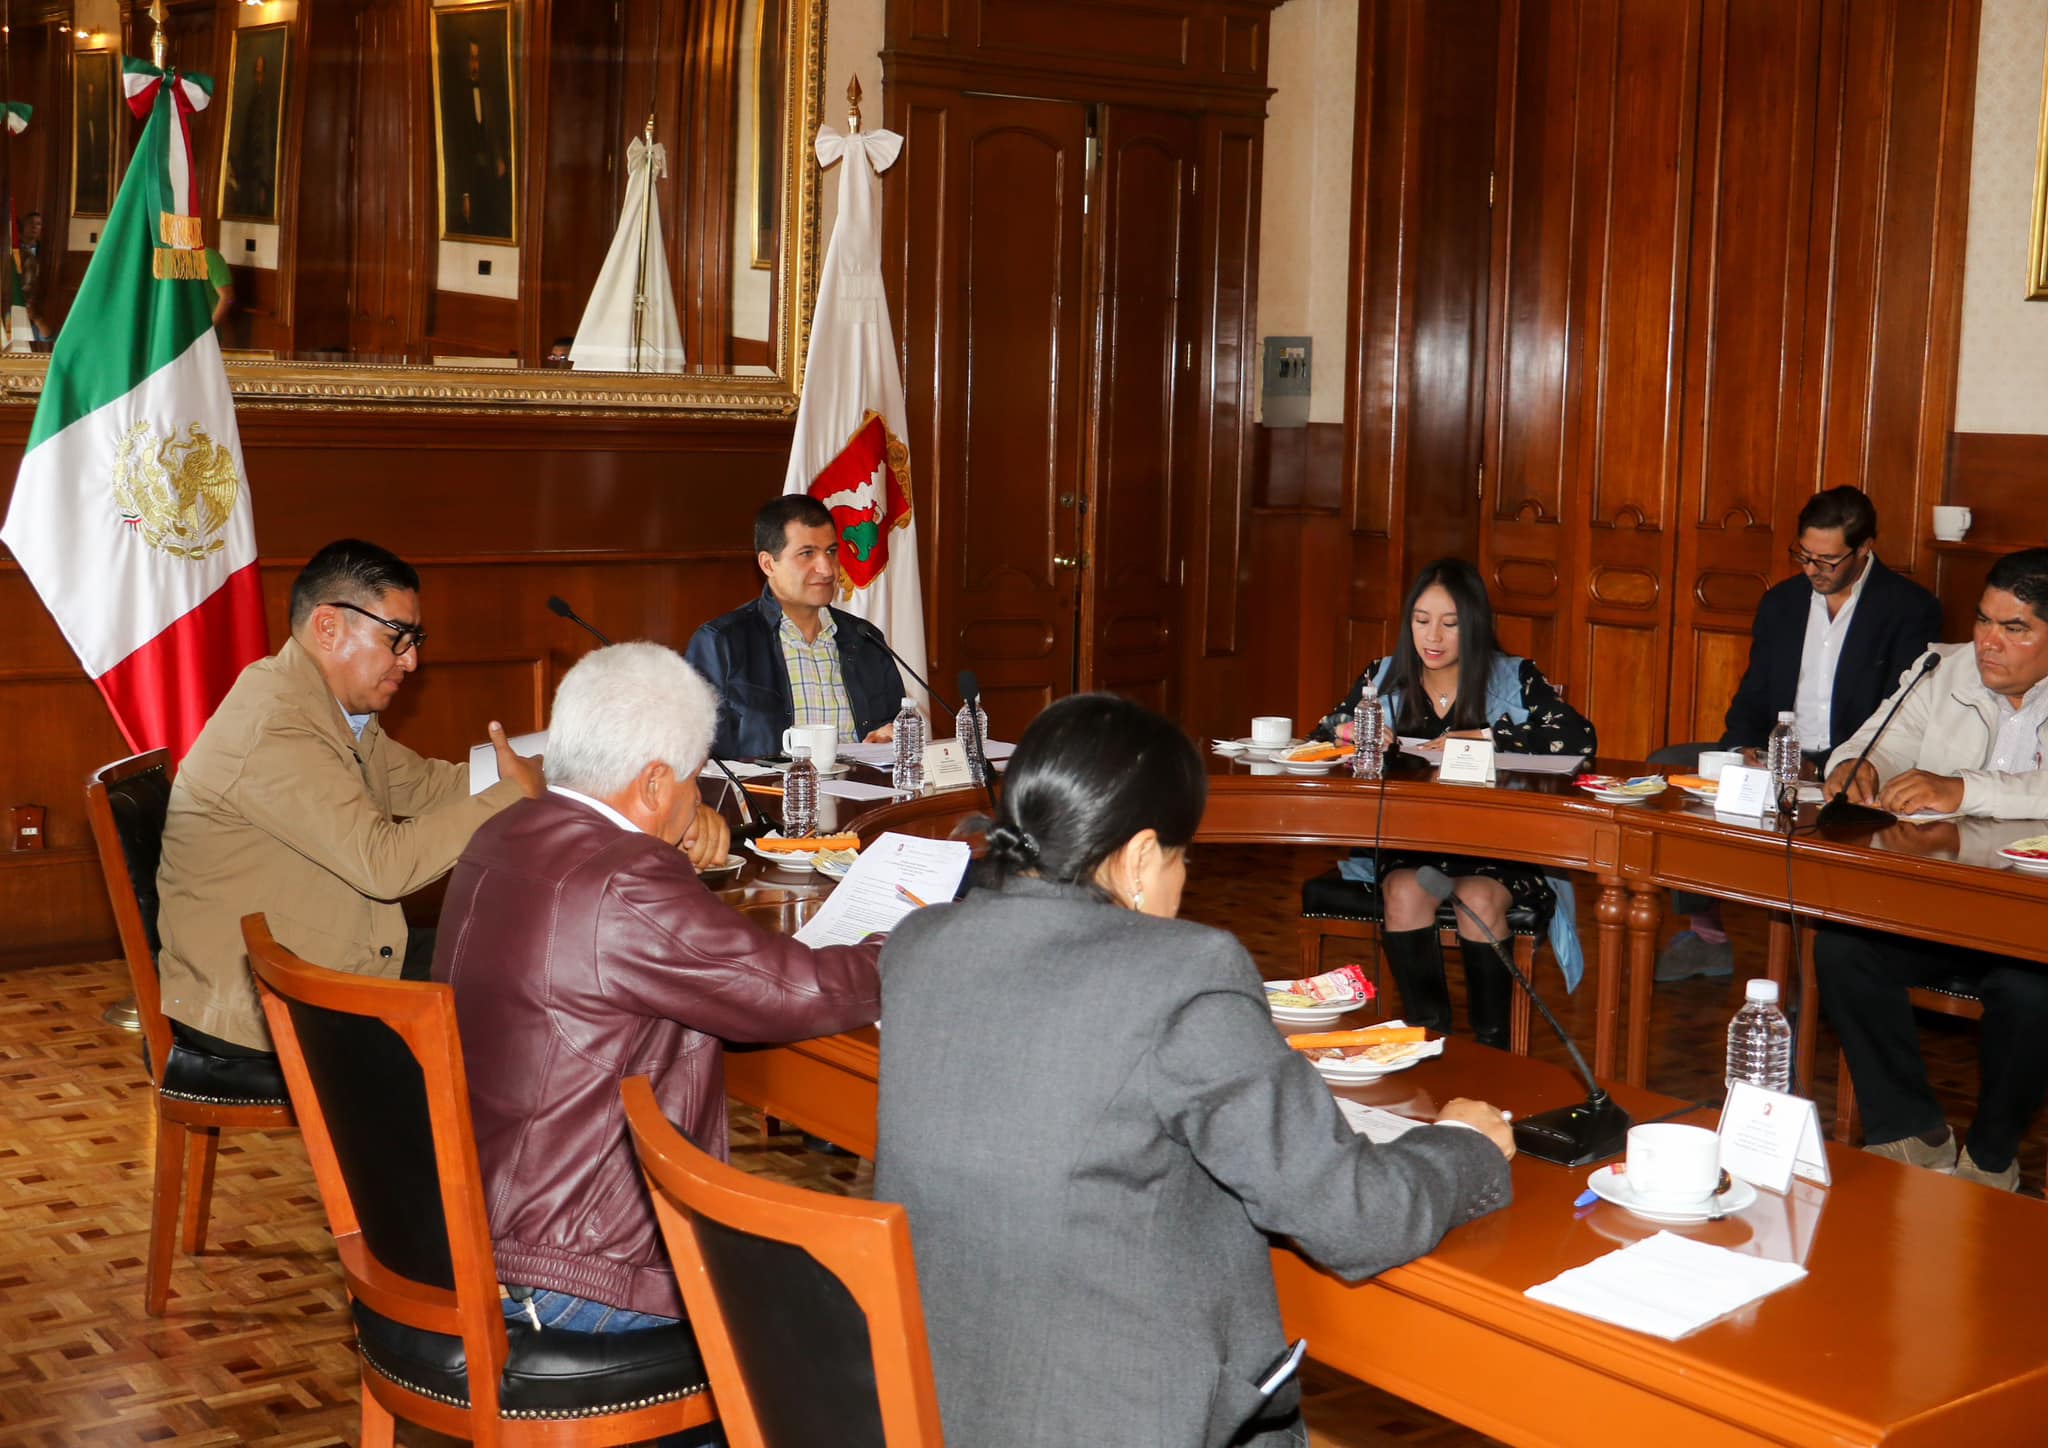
[846,615,959,717]
[1815,650,1943,830]
[1415,866,1630,1167]
[542,597,770,839]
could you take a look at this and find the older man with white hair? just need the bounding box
[434,642,883,1336]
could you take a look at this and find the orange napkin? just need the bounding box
[757,833,859,853]
[1286,1026,1428,1051]
[1284,743,1347,763]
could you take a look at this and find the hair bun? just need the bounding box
[985,820,1040,864]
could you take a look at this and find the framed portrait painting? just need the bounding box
[431,1,520,245]
[749,0,785,270]
[219,25,290,224]
[71,50,119,219]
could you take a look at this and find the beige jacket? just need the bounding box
[1826,642,2048,820]
[156,638,520,1048]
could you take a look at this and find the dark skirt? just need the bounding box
[1375,851,1557,925]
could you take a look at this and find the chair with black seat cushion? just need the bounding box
[1299,868,1535,1053]
[623,1075,944,1448]
[244,915,716,1447]
[1832,975,1985,1144]
[85,750,294,1316]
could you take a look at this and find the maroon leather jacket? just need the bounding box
[433,791,881,1317]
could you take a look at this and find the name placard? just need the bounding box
[922,739,976,790]
[1715,764,1775,818]
[1718,1080,1832,1194]
[1437,737,1496,786]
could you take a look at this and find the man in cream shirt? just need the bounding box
[1817,547,2048,1191]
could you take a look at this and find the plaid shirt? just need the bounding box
[779,611,859,742]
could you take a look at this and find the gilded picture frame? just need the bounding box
[750,0,785,270]
[431,1,520,246]
[2031,36,2048,299]
[218,24,290,225]
[70,50,119,220]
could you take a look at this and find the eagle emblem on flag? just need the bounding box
[807,410,913,595]
[112,418,244,560]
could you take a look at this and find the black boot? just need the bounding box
[1380,926,1453,1033]
[1460,937,1514,1049]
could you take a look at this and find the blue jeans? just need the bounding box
[503,1287,679,1333]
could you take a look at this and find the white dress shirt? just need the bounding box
[1987,678,2048,775]
[1792,554,1873,750]
[549,785,641,834]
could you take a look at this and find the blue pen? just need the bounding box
[1573,1188,1599,1209]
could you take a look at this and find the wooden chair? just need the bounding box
[85,750,294,1316]
[244,916,715,1447]
[1298,869,1534,1052]
[623,1075,945,1448]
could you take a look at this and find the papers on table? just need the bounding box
[710,758,780,780]
[1524,1230,1807,1340]
[1334,1099,1427,1144]
[821,778,901,802]
[793,831,971,948]
[1395,738,1584,775]
[840,738,1017,768]
[468,730,547,793]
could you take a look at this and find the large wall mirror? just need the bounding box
[0,0,824,414]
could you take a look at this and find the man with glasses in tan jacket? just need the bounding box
[155,538,544,1058]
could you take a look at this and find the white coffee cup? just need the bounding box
[1624,1123,1721,1207]
[782,723,839,770]
[1250,716,1294,746]
[1932,505,1972,542]
[1697,749,1743,781]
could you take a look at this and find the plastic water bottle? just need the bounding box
[955,695,989,751]
[784,745,818,839]
[1351,684,1384,779]
[891,697,925,794]
[1725,978,1793,1093]
[1766,710,1801,810]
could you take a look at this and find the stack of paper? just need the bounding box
[1334,1099,1426,1144]
[792,831,971,947]
[1524,1230,1807,1339]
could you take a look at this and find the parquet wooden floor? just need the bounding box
[0,847,2030,1446]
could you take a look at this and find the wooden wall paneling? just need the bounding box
[292,0,360,354]
[1938,431,2048,638]
[352,0,416,356]
[511,0,556,365]
[1180,111,1262,741]
[1800,0,1979,585]
[534,0,625,357]
[1665,0,1822,744]
[1079,106,1197,719]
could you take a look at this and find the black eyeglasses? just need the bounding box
[1788,546,1857,573]
[323,600,427,656]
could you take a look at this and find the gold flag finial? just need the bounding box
[847,76,863,134]
[644,112,655,146]
[149,0,167,70]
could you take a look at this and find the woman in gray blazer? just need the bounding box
[874,694,1515,1448]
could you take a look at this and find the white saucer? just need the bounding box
[1998,849,2048,876]
[1312,1051,1428,1084]
[745,836,821,872]
[1585,1165,1757,1224]
[1216,735,1303,759]
[698,853,745,884]
[776,759,853,779]
[1283,759,1341,775]
[1267,1000,1362,1027]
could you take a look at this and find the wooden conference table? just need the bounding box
[781,751,2048,1088]
[716,767,2048,1444]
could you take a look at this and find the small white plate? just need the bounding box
[1268,999,1363,1027]
[1998,849,2048,876]
[1212,738,1249,756]
[1585,1165,1757,1224]
[1216,736,1303,759]
[699,853,745,884]
[776,759,853,779]
[746,836,821,871]
[814,850,859,880]
[1283,760,1341,775]
[1311,1051,1429,1084]
[1676,783,1718,802]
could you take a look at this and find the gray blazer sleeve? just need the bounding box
[1149,961,1511,1283]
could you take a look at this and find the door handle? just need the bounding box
[1054,553,1085,569]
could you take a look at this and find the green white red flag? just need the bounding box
[0,60,264,758]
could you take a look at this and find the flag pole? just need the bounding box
[629,114,654,372]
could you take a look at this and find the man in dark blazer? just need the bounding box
[1659,485,1943,979]
[685,495,905,759]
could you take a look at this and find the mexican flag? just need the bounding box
[782,121,929,708]
[0,60,265,758]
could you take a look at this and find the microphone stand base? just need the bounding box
[1815,797,1895,831]
[1511,1093,1633,1168]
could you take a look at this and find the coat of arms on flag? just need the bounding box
[808,410,912,594]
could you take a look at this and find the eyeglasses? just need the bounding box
[323,600,427,656]
[1788,546,1858,573]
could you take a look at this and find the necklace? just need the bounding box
[1436,693,1451,710]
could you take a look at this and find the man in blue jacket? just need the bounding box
[1659,486,1943,980]
[685,495,905,760]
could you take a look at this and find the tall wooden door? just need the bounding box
[927,93,1092,736]
[1080,107,1198,716]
